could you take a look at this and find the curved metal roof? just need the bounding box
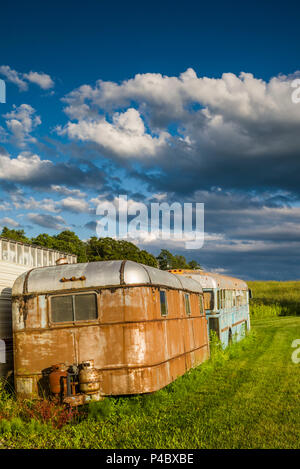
[12,260,203,296]
[168,269,248,290]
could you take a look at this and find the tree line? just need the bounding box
[0,227,201,271]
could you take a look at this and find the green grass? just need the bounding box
[249,280,300,318]
[1,282,300,449]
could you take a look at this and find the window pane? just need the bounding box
[17,244,23,264]
[2,241,8,261]
[24,246,29,266]
[204,291,214,310]
[43,250,48,266]
[49,252,54,265]
[74,294,97,321]
[199,295,204,314]
[185,294,191,315]
[209,317,220,339]
[29,247,35,266]
[9,243,16,263]
[37,250,42,266]
[51,296,74,322]
[159,290,168,316]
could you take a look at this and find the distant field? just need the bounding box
[248,280,300,318]
[0,281,299,449]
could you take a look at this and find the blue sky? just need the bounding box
[1,0,300,280]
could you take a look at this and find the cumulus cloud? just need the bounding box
[11,193,59,213]
[61,69,300,195]
[58,108,169,158]
[0,65,28,91]
[3,104,41,147]
[0,200,12,211]
[0,151,52,182]
[60,196,90,213]
[0,217,20,227]
[0,150,107,189]
[28,213,67,230]
[23,71,54,90]
[0,65,54,91]
[50,185,86,198]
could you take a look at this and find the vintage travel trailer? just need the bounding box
[169,270,250,347]
[11,260,209,404]
[0,237,77,379]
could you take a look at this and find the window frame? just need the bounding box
[203,290,214,311]
[49,291,98,325]
[184,293,191,316]
[199,294,204,315]
[159,289,168,317]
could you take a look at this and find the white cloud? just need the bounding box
[11,193,59,213]
[60,196,90,213]
[3,104,41,147]
[0,65,54,91]
[0,201,11,211]
[23,71,54,90]
[0,217,19,227]
[50,185,86,198]
[59,108,169,158]
[62,69,300,164]
[0,151,52,182]
[0,65,28,91]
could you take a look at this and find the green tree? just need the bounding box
[86,237,157,267]
[31,233,55,249]
[0,227,30,243]
[157,249,175,270]
[188,260,202,270]
[157,249,201,270]
[31,230,87,263]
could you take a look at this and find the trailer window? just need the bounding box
[51,295,73,322]
[51,293,97,323]
[199,295,204,315]
[75,294,97,321]
[159,290,168,317]
[203,291,214,310]
[209,317,220,339]
[185,293,191,315]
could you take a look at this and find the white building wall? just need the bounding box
[0,238,77,379]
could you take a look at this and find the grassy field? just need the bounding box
[248,280,300,317]
[0,282,300,449]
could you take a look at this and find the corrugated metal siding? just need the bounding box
[0,262,33,378]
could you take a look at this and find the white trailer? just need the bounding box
[0,238,77,379]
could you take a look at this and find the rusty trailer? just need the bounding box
[12,260,209,403]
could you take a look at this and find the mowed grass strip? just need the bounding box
[1,316,300,449]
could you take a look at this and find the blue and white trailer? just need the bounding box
[170,270,250,348]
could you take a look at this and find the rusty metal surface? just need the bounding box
[79,360,101,394]
[169,269,218,289]
[12,271,209,398]
[49,364,67,395]
[169,269,248,290]
[12,260,203,296]
[211,273,248,290]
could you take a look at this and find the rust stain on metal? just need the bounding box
[60,276,86,282]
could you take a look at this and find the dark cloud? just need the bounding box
[84,221,97,231]
[28,213,66,230]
